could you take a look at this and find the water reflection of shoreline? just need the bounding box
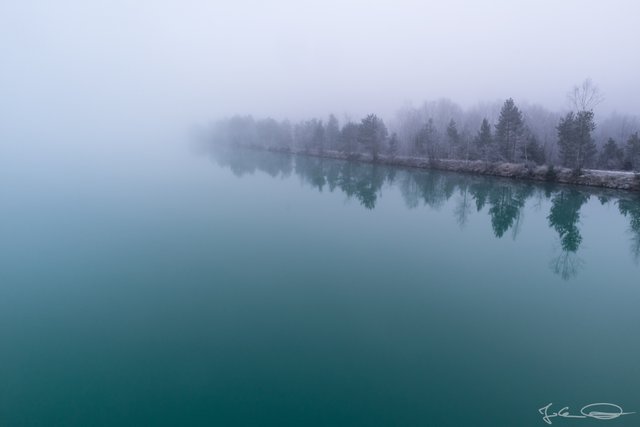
[207,146,640,280]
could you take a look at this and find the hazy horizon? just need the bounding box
[2,0,640,146]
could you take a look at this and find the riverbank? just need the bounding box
[259,146,640,192]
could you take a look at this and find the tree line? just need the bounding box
[209,82,640,173]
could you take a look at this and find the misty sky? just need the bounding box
[1,0,639,139]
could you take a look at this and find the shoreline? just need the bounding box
[256,146,640,192]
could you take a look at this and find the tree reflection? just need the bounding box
[454,183,473,228]
[399,171,454,210]
[549,251,585,281]
[336,162,386,209]
[209,144,293,178]
[547,189,590,279]
[618,196,640,264]
[469,182,490,212]
[207,147,640,278]
[487,185,533,238]
[295,156,327,192]
[548,190,589,252]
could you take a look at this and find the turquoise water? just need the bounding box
[2,144,640,426]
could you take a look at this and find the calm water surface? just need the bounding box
[2,144,640,426]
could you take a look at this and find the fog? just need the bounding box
[4,3,640,425]
[1,0,639,155]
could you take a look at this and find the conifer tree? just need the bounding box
[525,133,546,165]
[557,111,596,171]
[446,119,461,159]
[599,138,624,170]
[474,118,493,161]
[358,114,388,161]
[495,98,525,162]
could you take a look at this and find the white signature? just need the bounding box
[539,403,635,425]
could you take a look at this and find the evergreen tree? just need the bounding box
[474,118,493,161]
[446,119,461,159]
[557,112,575,167]
[575,110,597,168]
[525,132,546,165]
[557,111,596,171]
[495,98,525,162]
[358,114,388,161]
[599,138,624,170]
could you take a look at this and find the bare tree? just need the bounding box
[567,78,604,112]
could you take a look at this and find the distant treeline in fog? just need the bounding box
[208,85,640,173]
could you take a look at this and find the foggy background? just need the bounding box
[1,0,639,154]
